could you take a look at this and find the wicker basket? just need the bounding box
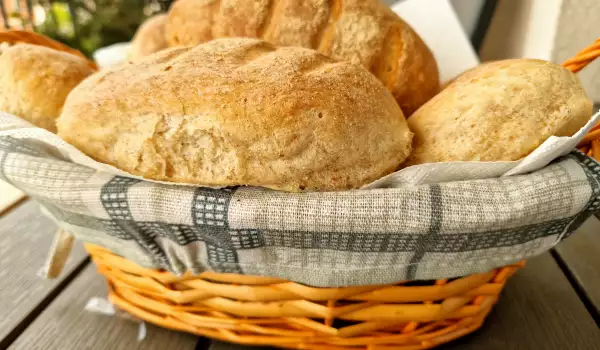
[88,244,524,349]
[3,30,600,349]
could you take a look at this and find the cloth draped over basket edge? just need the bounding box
[1,135,600,287]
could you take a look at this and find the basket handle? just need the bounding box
[0,30,97,70]
[562,38,600,73]
[564,38,600,160]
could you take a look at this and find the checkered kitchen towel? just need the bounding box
[1,134,600,287]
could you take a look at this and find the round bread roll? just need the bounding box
[57,38,413,191]
[166,0,439,116]
[405,59,593,166]
[0,44,95,132]
[130,14,169,61]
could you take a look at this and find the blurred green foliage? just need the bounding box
[34,0,171,57]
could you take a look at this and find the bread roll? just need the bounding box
[0,44,95,132]
[57,38,412,191]
[405,59,593,165]
[166,0,439,116]
[130,14,168,60]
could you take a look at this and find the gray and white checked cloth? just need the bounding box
[1,134,600,287]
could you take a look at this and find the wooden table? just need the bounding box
[1,183,599,350]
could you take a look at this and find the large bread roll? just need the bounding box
[405,59,593,165]
[57,38,412,191]
[130,14,168,60]
[166,0,439,116]
[0,44,95,132]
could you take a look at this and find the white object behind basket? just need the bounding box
[480,0,600,103]
[392,0,480,82]
[93,42,130,68]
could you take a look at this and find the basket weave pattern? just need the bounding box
[3,30,600,349]
[88,244,523,349]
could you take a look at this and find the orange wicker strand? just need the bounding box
[86,243,512,349]
[4,28,598,349]
[565,37,600,160]
[562,38,600,73]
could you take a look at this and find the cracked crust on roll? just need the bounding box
[57,38,413,191]
[166,0,439,116]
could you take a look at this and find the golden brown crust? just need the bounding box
[216,0,270,38]
[165,0,439,116]
[263,0,330,49]
[57,38,412,191]
[373,19,440,116]
[130,14,169,60]
[166,0,220,46]
[405,59,593,165]
[0,44,95,132]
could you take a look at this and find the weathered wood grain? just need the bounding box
[555,216,600,316]
[8,264,199,350]
[444,253,600,349]
[0,200,88,348]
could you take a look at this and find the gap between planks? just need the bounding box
[8,264,199,350]
[0,200,89,348]
[0,259,90,349]
[553,216,600,326]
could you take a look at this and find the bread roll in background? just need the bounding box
[57,38,413,192]
[166,0,439,116]
[405,59,593,166]
[130,14,169,61]
[0,44,95,132]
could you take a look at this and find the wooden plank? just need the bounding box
[444,253,600,349]
[0,200,88,348]
[0,180,26,215]
[8,265,199,350]
[208,341,268,350]
[555,216,600,316]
